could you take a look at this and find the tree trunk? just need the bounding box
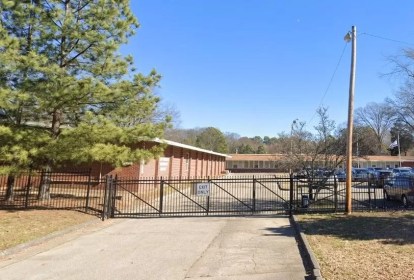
[5,175,16,201]
[37,167,51,200]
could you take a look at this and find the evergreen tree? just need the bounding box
[237,143,255,154]
[195,127,228,153]
[0,1,169,199]
[256,145,266,154]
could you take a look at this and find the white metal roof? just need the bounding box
[153,138,231,158]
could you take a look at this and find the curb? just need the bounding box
[290,215,323,280]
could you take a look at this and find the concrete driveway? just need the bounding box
[0,216,309,280]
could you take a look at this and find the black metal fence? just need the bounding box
[0,170,105,217]
[107,175,292,218]
[104,173,412,218]
[1,172,412,219]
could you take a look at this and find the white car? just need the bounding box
[384,174,414,207]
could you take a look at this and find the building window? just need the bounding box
[233,165,238,168]
[159,157,170,172]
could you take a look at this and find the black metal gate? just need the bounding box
[103,175,291,218]
[99,174,409,219]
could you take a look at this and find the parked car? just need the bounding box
[335,170,346,182]
[352,168,373,182]
[374,169,394,188]
[392,167,413,175]
[383,173,414,207]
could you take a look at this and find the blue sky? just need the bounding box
[122,1,414,137]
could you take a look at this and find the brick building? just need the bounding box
[86,139,229,179]
[226,154,414,173]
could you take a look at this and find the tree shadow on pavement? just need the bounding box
[262,225,296,237]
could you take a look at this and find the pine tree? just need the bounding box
[0,1,169,199]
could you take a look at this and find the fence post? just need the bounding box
[25,170,33,209]
[85,168,92,213]
[334,175,338,212]
[159,177,164,216]
[373,180,377,208]
[252,175,256,213]
[102,175,111,221]
[289,173,294,217]
[367,178,372,210]
[207,177,211,216]
[107,176,114,218]
[110,175,117,218]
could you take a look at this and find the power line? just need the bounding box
[359,32,414,46]
[307,31,413,128]
[307,42,349,125]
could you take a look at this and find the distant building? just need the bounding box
[226,154,414,173]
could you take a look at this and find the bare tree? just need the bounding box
[224,132,241,153]
[386,82,414,133]
[287,107,344,173]
[283,109,345,202]
[385,48,414,133]
[354,102,395,153]
[314,107,336,166]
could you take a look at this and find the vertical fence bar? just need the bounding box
[102,176,110,221]
[252,176,256,213]
[367,179,372,210]
[334,176,338,212]
[110,175,117,218]
[159,177,164,216]
[207,177,211,216]
[25,170,33,209]
[85,169,92,213]
[206,196,210,216]
[289,173,294,217]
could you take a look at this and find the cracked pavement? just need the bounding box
[0,216,308,280]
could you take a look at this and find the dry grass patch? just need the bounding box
[297,211,414,280]
[0,210,95,251]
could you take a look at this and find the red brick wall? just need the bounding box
[195,152,202,177]
[140,159,157,178]
[58,143,227,179]
[189,150,197,177]
[170,147,182,178]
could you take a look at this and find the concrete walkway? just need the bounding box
[0,216,309,280]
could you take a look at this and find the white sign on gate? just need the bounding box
[195,182,210,196]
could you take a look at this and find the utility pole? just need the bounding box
[345,26,356,215]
